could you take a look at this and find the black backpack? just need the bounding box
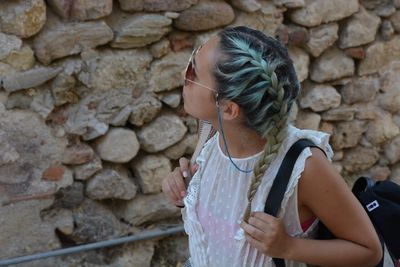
[266,139,400,267]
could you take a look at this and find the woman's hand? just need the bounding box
[241,212,293,259]
[161,157,198,207]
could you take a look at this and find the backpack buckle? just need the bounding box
[366,200,379,212]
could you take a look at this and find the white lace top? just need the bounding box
[182,125,334,267]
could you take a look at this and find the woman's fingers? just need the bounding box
[179,157,190,178]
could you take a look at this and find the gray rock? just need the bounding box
[0,0,46,38]
[73,154,103,180]
[288,47,309,82]
[230,0,261,12]
[2,67,62,93]
[42,208,74,235]
[273,0,305,8]
[148,50,190,93]
[384,136,400,164]
[51,73,78,107]
[380,20,395,40]
[69,199,121,243]
[0,130,20,165]
[160,90,182,108]
[115,193,181,226]
[163,134,198,160]
[339,6,381,49]
[310,48,355,83]
[342,146,380,173]
[137,114,187,153]
[358,36,400,75]
[174,1,235,31]
[119,0,197,12]
[299,83,341,112]
[290,0,359,27]
[52,182,85,209]
[111,106,132,126]
[0,199,60,258]
[110,13,172,49]
[231,2,284,36]
[389,11,400,32]
[305,23,339,57]
[149,38,171,59]
[0,33,22,60]
[294,110,321,130]
[341,76,380,104]
[47,0,113,21]
[131,154,172,194]
[62,143,94,165]
[321,106,356,121]
[33,21,113,64]
[30,88,55,119]
[5,91,33,110]
[86,165,137,200]
[94,128,140,163]
[378,88,400,113]
[129,94,162,126]
[110,241,155,267]
[78,49,152,91]
[95,88,134,124]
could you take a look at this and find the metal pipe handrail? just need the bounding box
[0,225,185,266]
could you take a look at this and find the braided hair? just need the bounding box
[213,26,300,221]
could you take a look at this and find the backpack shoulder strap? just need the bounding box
[268,139,324,267]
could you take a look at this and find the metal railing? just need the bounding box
[0,225,184,266]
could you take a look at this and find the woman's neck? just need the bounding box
[211,120,266,158]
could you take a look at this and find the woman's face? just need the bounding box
[182,36,220,121]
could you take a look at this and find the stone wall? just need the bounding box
[0,0,399,266]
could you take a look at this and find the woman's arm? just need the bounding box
[287,148,382,267]
[241,148,382,267]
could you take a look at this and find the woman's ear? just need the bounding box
[220,100,241,121]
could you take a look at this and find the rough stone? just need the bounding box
[94,128,140,163]
[0,33,22,61]
[160,90,182,108]
[365,112,400,145]
[295,110,321,130]
[95,88,135,124]
[232,2,284,36]
[51,73,79,107]
[0,129,20,166]
[331,120,368,150]
[4,45,35,71]
[341,76,380,104]
[129,94,162,126]
[299,83,341,112]
[321,106,356,121]
[339,6,381,49]
[30,88,55,119]
[42,208,74,235]
[47,0,113,21]
[131,154,172,194]
[380,19,395,40]
[0,199,60,258]
[73,153,102,180]
[287,24,309,46]
[62,143,94,165]
[119,0,197,12]
[384,136,400,164]
[310,48,355,83]
[305,23,339,57]
[33,21,113,64]
[78,49,152,91]
[137,114,187,153]
[288,47,309,82]
[86,165,137,200]
[69,199,121,243]
[230,0,261,12]
[163,134,198,160]
[358,36,400,75]
[42,165,66,181]
[290,0,359,27]
[5,91,33,110]
[115,193,181,226]
[148,51,190,92]
[344,47,366,60]
[273,0,305,8]
[110,13,172,49]
[367,165,391,181]
[174,1,235,31]
[149,38,171,59]
[0,0,46,38]
[342,146,380,173]
[110,241,155,267]
[2,67,62,93]
[389,11,400,32]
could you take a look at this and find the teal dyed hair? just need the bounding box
[213,26,300,221]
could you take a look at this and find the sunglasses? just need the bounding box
[184,46,218,95]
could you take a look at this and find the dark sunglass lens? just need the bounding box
[185,61,195,81]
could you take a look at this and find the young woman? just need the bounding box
[162,26,382,267]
